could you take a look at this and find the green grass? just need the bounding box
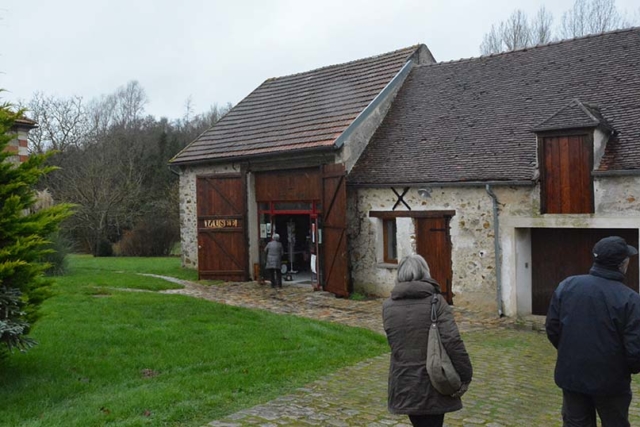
[0,255,388,426]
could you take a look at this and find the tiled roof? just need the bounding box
[532,99,613,133]
[13,117,37,129]
[349,28,640,185]
[171,45,428,165]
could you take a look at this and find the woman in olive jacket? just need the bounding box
[383,254,472,427]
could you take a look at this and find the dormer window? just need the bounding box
[538,132,594,214]
[533,100,613,215]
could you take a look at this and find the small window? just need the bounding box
[383,218,398,263]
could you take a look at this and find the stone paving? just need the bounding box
[151,277,640,426]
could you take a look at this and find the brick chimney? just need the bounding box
[7,117,36,164]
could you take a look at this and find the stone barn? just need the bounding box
[170,44,435,297]
[172,28,640,317]
[348,28,640,315]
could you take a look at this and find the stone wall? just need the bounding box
[348,185,532,312]
[178,161,640,317]
[349,177,640,316]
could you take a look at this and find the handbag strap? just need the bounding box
[430,294,439,323]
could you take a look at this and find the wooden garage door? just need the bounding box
[196,174,248,281]
[531,228,639,315]
[416,216,454,304]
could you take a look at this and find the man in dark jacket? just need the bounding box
[546,235,640,427]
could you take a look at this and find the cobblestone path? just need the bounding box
[150,278,640,426]
[154,278,514,335]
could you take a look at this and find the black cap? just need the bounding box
[593,236,638,267]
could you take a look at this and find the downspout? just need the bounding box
[485,185,504,317]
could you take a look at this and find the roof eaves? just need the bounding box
[12,117,38,129]
[593,169,640,177]
[169,144,337,167]
[347,180,536,188]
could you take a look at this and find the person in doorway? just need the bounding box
[382,254,472,427]
[546,236,640,427]
[264,233,284,289]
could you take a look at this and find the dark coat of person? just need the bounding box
[382,278,473,415]
[264,240,283,269]
[546,264,640,395]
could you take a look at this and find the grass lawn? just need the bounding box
[0,255,388,426]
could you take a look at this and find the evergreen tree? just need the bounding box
[0,101,72,354]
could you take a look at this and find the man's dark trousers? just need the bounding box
[562,389,632,427]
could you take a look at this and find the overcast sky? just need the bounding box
[2,0,639,120]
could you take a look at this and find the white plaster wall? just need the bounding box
[246,172,259,278]
[500,176,640,316]
[593,128,609,168]
[595,176,640,214]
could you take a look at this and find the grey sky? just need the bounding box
[2,0,639,120]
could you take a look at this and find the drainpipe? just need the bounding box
[485,185,504,317]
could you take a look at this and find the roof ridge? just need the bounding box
[265,44,423,82]
[421,26,640,68]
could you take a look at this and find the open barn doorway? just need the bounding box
[258,201,321,288]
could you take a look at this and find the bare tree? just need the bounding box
[480,7,552,55]
[86,80,149,139]
[41,82,149,254]
[110,80,148,128]
[481,0,635,55]
[52,140,144,254]
[23,81,232,256]
[560,0,631,38]
[24,92,89,154]
[480,24,504,56]
[531,6,554,45]
[501,10,532,51]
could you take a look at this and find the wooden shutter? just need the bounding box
[540,134,593,214]
[196,174,248,281]
[321,163,349,297]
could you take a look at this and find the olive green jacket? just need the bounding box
[382,279,472,415]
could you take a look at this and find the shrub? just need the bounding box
[0,103,73,353]
[115,196,179,257]
[40,231,74,276]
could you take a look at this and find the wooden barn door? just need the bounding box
[196,174,248,281]
[321,163,349,297]
[531,228,639,315]
[416,216,453,304]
